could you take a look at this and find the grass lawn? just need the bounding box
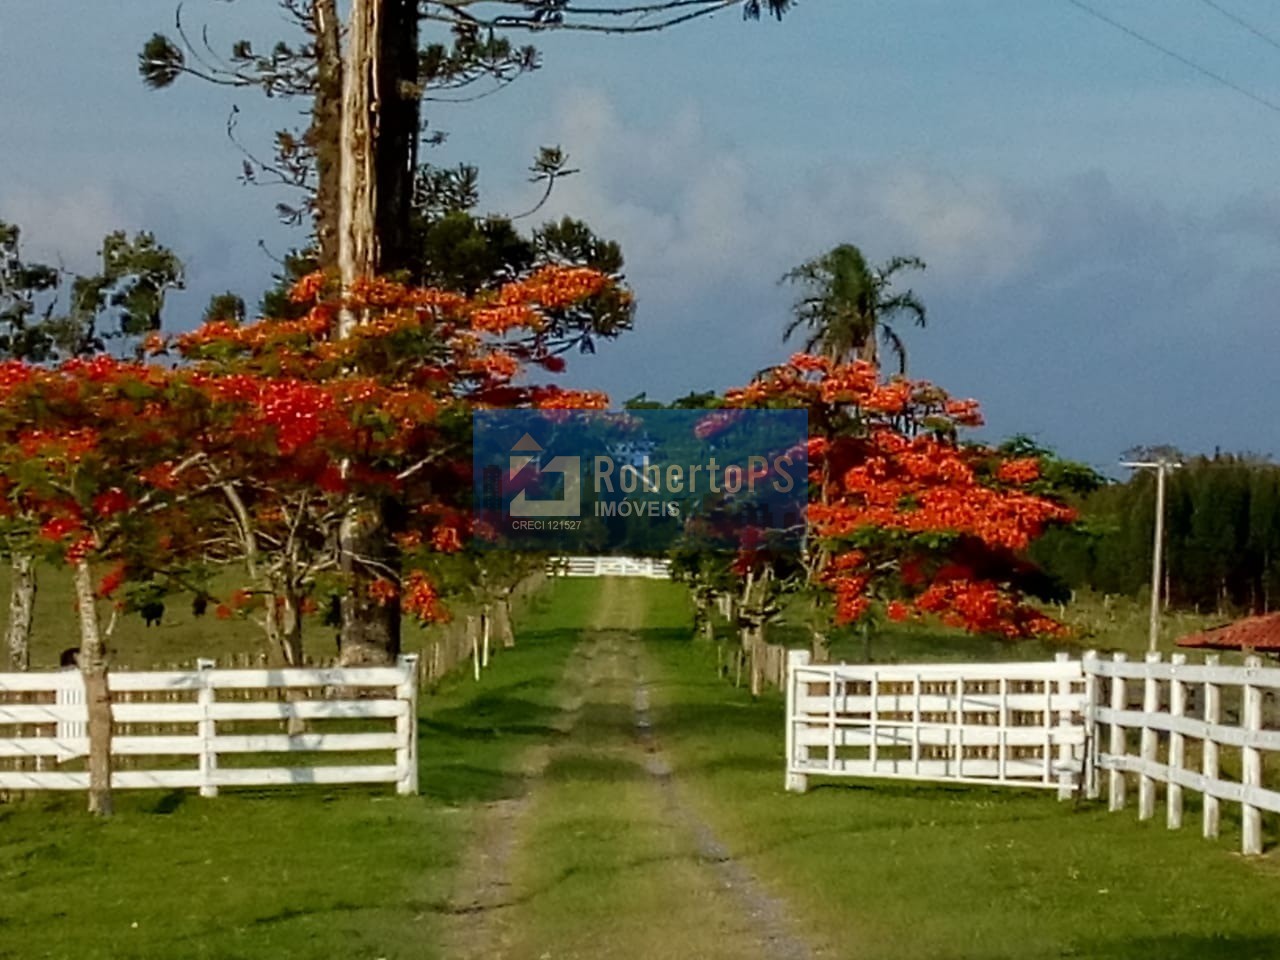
[0,579,596,960]
[625,579,1280,960]
[0,561,537,671]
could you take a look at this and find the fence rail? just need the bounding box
[0,655,419,796]
[548,556,672,579]
[785,648,1280,856]
[1090,650,1280,855]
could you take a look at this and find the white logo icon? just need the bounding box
[509,433,581,518]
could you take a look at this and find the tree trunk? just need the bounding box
[335,0,418,664]
[337,0,378,313]
[312,0,343,273]
[73,560,113,817]
[373,0,419,276]
[338,498,402,666]
[6,552,35,670]
[496,594,516,649]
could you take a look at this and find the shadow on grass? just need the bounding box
[1065,935,1280,959]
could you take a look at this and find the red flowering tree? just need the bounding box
[0,265,620,814]
[722,354,1076,653]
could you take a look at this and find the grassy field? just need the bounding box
[633,578,1280,960]
[5,575,1279,960]
[0,580,594,960]
[0,562,525,670]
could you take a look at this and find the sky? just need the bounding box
[4,1,1280,473]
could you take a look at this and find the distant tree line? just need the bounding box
[1032,453,1280,614]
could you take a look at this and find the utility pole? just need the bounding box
[1121,458,1182,653]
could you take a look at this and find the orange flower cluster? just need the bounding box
[728,353,1073,640]
[402,571,448,624]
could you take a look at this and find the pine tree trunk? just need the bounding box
[335,0,417,665]
[338,498,401,666]
[337,0,378,317]
[312,0,343,272]
[73,560,112,817]
[6,552,35,671]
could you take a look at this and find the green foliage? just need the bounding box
[54,230,183,356]
[0,220,59,360]
[1035,453,1280,613]
[781,243,927,372]
[0,221,183,360]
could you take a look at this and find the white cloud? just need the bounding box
[0,183,135,273]
[524,88,1047,318]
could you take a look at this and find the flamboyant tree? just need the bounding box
[720,354,1076,656]
[0,221,185,671]
[0,263,619,813]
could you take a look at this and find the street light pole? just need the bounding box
[1121,458,1182,653]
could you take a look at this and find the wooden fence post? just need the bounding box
[1138,651,1160,821]
[396,654,420,796]
[469,615,481,682]
[1202,653,1221,840]
[1109,652,1127,812]
[1083,650,1100,799]
[1055,651,1073,800]
[785,649,810,793]
[1242,654,1263,856]
[197,658,217,798]
[1168,653,1186,830]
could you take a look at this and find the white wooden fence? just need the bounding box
[0,655,419,796]
[785,651,1091,798]
[1091,650,1280,855]
[548,556,672,579]
[786,648,1280,855]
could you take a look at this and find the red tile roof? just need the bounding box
[1177,612,1280,651]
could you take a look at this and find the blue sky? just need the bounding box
[4,1,1280,472]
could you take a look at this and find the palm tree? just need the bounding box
[781,243,927,373]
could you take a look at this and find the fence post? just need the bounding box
[469,615,481,682]
[1054,651,1073,800]
[1138,651,1161,821]
[396,654,420,796]
[1109,652,1127,812]
[1202,653,1220,840]
[197,658,217,798]
[1083,650,1100,799]
[1167,653,1186,830]
[785,649,810,793]
[1242,654,1263,856]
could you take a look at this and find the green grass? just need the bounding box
[638,581,1280,960]
[0,578,596,960]
[0,561,542,670]
[498,578,780,960]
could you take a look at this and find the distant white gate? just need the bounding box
[549,556,672,579]
[785,650,1092,798]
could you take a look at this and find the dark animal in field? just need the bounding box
[59,647,79,668]
[192,593,209,618]
[141,601,165,627]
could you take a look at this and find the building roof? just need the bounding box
[1176,612,1280,651]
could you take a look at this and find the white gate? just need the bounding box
[548,556,672,579]
[785,650,1093,798]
